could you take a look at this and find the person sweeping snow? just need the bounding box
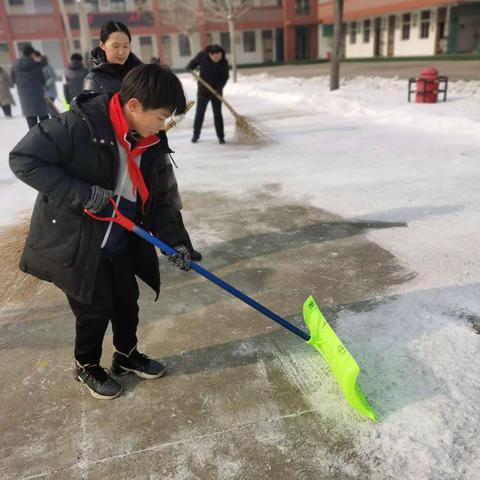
[187,44,229,144]
[9,64,192,400]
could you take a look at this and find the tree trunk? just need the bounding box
[57,0,74,56]
[77,0,92,67]
[330,0,344,91]
[227,17,237,83]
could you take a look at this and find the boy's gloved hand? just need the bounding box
[168,245,191,272]
[83,185,114,213]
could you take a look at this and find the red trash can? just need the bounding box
[416,67,439,103]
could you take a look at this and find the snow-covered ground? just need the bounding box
[1,74,479,479]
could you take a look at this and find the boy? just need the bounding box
[9,64,192,400]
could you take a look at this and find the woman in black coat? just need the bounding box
[84,21,202,261]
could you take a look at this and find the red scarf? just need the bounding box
[108,92,159,212]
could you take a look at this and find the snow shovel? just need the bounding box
[86,201,377,421]
[190,71,265,144]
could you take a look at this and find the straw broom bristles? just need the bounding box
[0,215,61,307]
[191,71,267,145]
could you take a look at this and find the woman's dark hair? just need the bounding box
[119,64,187,114]
[100,21,131,43]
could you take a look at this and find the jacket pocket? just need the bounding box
[27,199,84,268]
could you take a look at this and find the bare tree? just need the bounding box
[76,0,92,66]
[57,0,74,56]
[158,0,202,58]
[201,0,257,83]
[330,0,344,91]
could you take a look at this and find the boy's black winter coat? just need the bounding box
[9,92,188,304]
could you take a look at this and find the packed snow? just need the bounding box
[1,73,479,479]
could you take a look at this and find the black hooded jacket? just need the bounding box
[64,59,89,103]
[186,46,229,95]
[83,47,142,93]
[9,92,187,304]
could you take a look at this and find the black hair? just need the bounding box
[22,45,34,56]
[100,21,131,43]
[71,53,83,62]
[119,64,187,114]
[207,44,223,54]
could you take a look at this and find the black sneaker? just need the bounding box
[111,349,166,379]
[219,138,225,144]
[73,363,123,400]
[191,136,199,143]
[189,248,202,262]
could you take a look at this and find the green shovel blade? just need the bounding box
[303,296,377,421]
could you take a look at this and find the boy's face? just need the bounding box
[123,98,172,137]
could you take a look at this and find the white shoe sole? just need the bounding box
[74,374,123,400]
[114,365,166,380]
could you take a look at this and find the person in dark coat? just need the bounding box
[0,66,15,118]
[11,45,49,129]
[83,20,202,261]
[63,53,89,104]
[187,44,229,144]
[10,64,192,400]
[38,53,59,117]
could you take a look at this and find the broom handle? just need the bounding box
[133,225,311,342]
[190,71,240,119]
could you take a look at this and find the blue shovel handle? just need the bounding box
[132,224,311,342]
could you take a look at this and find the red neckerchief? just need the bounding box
[108,92,159,212]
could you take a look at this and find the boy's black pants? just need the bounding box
[193,91,224,140]
[67,249,140,365]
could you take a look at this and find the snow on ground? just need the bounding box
[1,74,480,479]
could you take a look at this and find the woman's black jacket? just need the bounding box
[83,47,142,93]
[9,92,187,304]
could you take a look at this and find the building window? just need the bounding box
[363,19,370,43]
[401,13,411,40]
[85,0,99,12]
[220,32,231,54]
[243,31,256,53]
[110,0,126,12]
[178,34,191,57]
[295,0,310,16]
[206,33,213,45]
[350,22,357,44]
[420,10,430,39]
[8,0,24,5]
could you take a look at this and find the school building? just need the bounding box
[318,0,480,60]
[0,0,479,74]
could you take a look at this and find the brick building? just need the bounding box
[0,0,479,74]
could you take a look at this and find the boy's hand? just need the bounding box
[83,185,114,214]
[168,245,191,272]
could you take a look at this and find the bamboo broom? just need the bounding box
[0,101,195,308]
[190,71,266,145]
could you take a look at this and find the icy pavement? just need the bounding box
[0,74,479,479]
